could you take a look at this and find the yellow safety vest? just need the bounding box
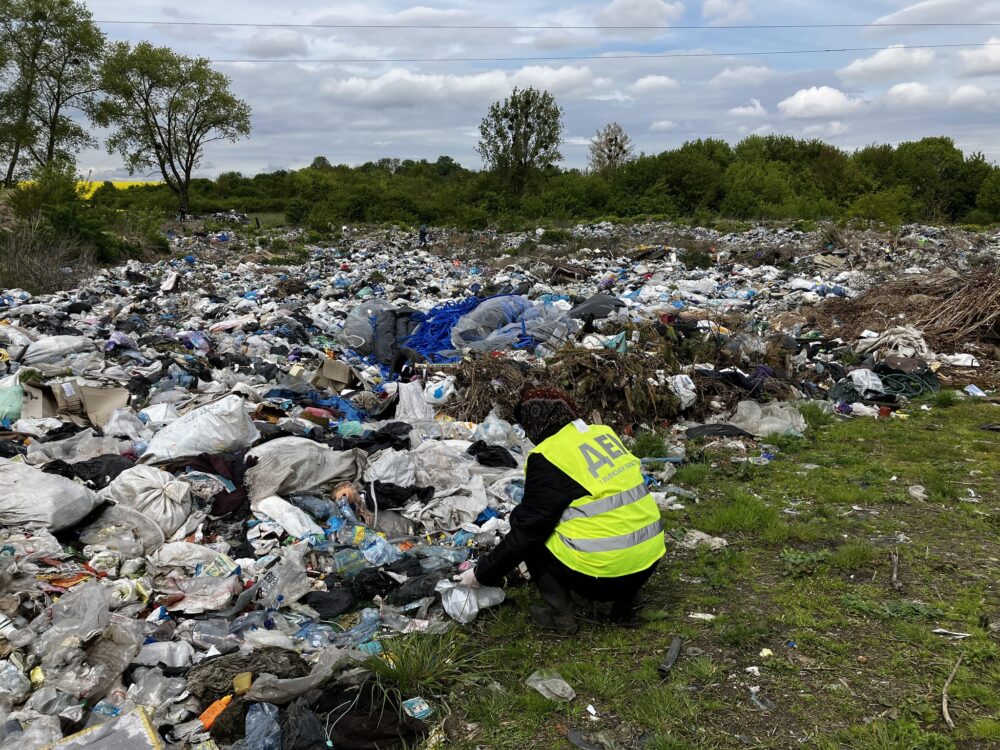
[531,420,665,578]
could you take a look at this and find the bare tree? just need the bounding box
[588,122,634,177]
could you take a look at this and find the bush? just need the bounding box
[540,227,571,244]
[0,216,94,293]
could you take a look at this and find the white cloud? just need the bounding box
[589,91,636,102]
[802,121,849,137]
[597,0,684,27]
[728,98,767,117]
[629,75,679,94]
[710,66,773,87]
[701,0,750,25]
[565,136,593,146]
[873,0,1000,26]
[320,66,599,108]
[241,30,308,58]
[960,38,1000,76]
[778,86,864,119]
[650,120,677,132]
[949,84,991,107]
[837,45,935,82]
[886,82,933,107]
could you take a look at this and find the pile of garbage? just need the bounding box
[0,220,995,748]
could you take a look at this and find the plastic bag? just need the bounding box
[472,412,517,449]
[245,702,282,750]
[450,295,534,348]
[245,437,360,502]
[394,381,435,421]
[727,401,806,437]
[434,580,504,624]
[423,375,456,405]
[849,369,885,395]
[104,408,153,441]
[363,447,417,486]
[139,403,180,429]
[141,394,259,464]
[21,335,96,365]
[669,375,697,410]
[25,428,128,466]
[0,461,100,531]
[0,386,23,421]
[525,669,576,702]
[33,582,111,664]
[341,301,394,354]
[101,465,192,538]
[254,543,312,608]
[252,495,324,540]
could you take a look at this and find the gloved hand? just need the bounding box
[454,568,481,588]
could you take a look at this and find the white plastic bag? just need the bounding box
[727,401,806,437]
[104,408,153,440]
[139,402,181,429]
[394,381,434,420]
[101,465,193,537]
[21,335,96,365]
[434,579,505,624]
[245,437,360,502]
[252,495,324,539]
[25,428,128,466]
[141,395,259,464]
[363,447,417,486]
[669,374,697,410]
[0,461,100,530]
[424,375,456,405]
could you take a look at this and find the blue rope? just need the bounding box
[403,296,485,363]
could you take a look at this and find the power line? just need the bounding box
[159,41,1000,65]
[95,19,1000,31]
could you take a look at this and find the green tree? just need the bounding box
[476,86,564,195]
[93,42,251,213]
[976,170,1000,221]
[0,0,104,186]
[661,139,733,214]
[309,155,333,171]
[588,122,634,177]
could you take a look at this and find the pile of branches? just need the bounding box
[438,357,527,423]
[543,348,679,430]
[913,269,1000,346]
[807,267,999,350]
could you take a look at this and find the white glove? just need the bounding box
[454,568,481,588]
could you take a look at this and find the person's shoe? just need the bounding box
[530,605,579,634]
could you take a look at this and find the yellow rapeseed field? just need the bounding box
[76,181,160,199]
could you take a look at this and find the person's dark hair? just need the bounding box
[515,387,580,445]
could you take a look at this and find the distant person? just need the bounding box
[456,388,665,633]
[418,224,428,247]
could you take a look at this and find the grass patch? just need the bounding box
[830,541,879,571]
[799,401,837,432]
[630,430,668,458]
[365,633,483,701]
[815,719,956,750]
[672,462,710,486]
[968,718,1000,741]
[931,389,959,408]
[698,489,779,535]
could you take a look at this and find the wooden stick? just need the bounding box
[942,654,963,731]
[890,548,902,592]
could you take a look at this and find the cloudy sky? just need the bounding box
[79,0,1000,179]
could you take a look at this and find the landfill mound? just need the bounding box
[0,220,996,748]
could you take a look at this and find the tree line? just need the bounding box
[3,2,1000,243]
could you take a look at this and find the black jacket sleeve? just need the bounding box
[473,453,588,587]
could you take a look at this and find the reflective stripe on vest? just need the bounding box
[558,518,665,554]
[559,481,650,523]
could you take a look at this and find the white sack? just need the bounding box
[252,495,324,539]
[363,447,417,487]
[21,335,96,365]
[101,465,193,537]
[141,395,259,464]
[245,437,360,502]
[669,374,697,410]
[0,461,100,531]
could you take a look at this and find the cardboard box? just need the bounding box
[311,359,358,392]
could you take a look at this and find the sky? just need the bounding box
[77,0,1000,179]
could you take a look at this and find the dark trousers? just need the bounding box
[524,545,658,620]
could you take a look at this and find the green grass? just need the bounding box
[454,402,1000,749]
[630,430,668,458]
[932,389,960,408]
